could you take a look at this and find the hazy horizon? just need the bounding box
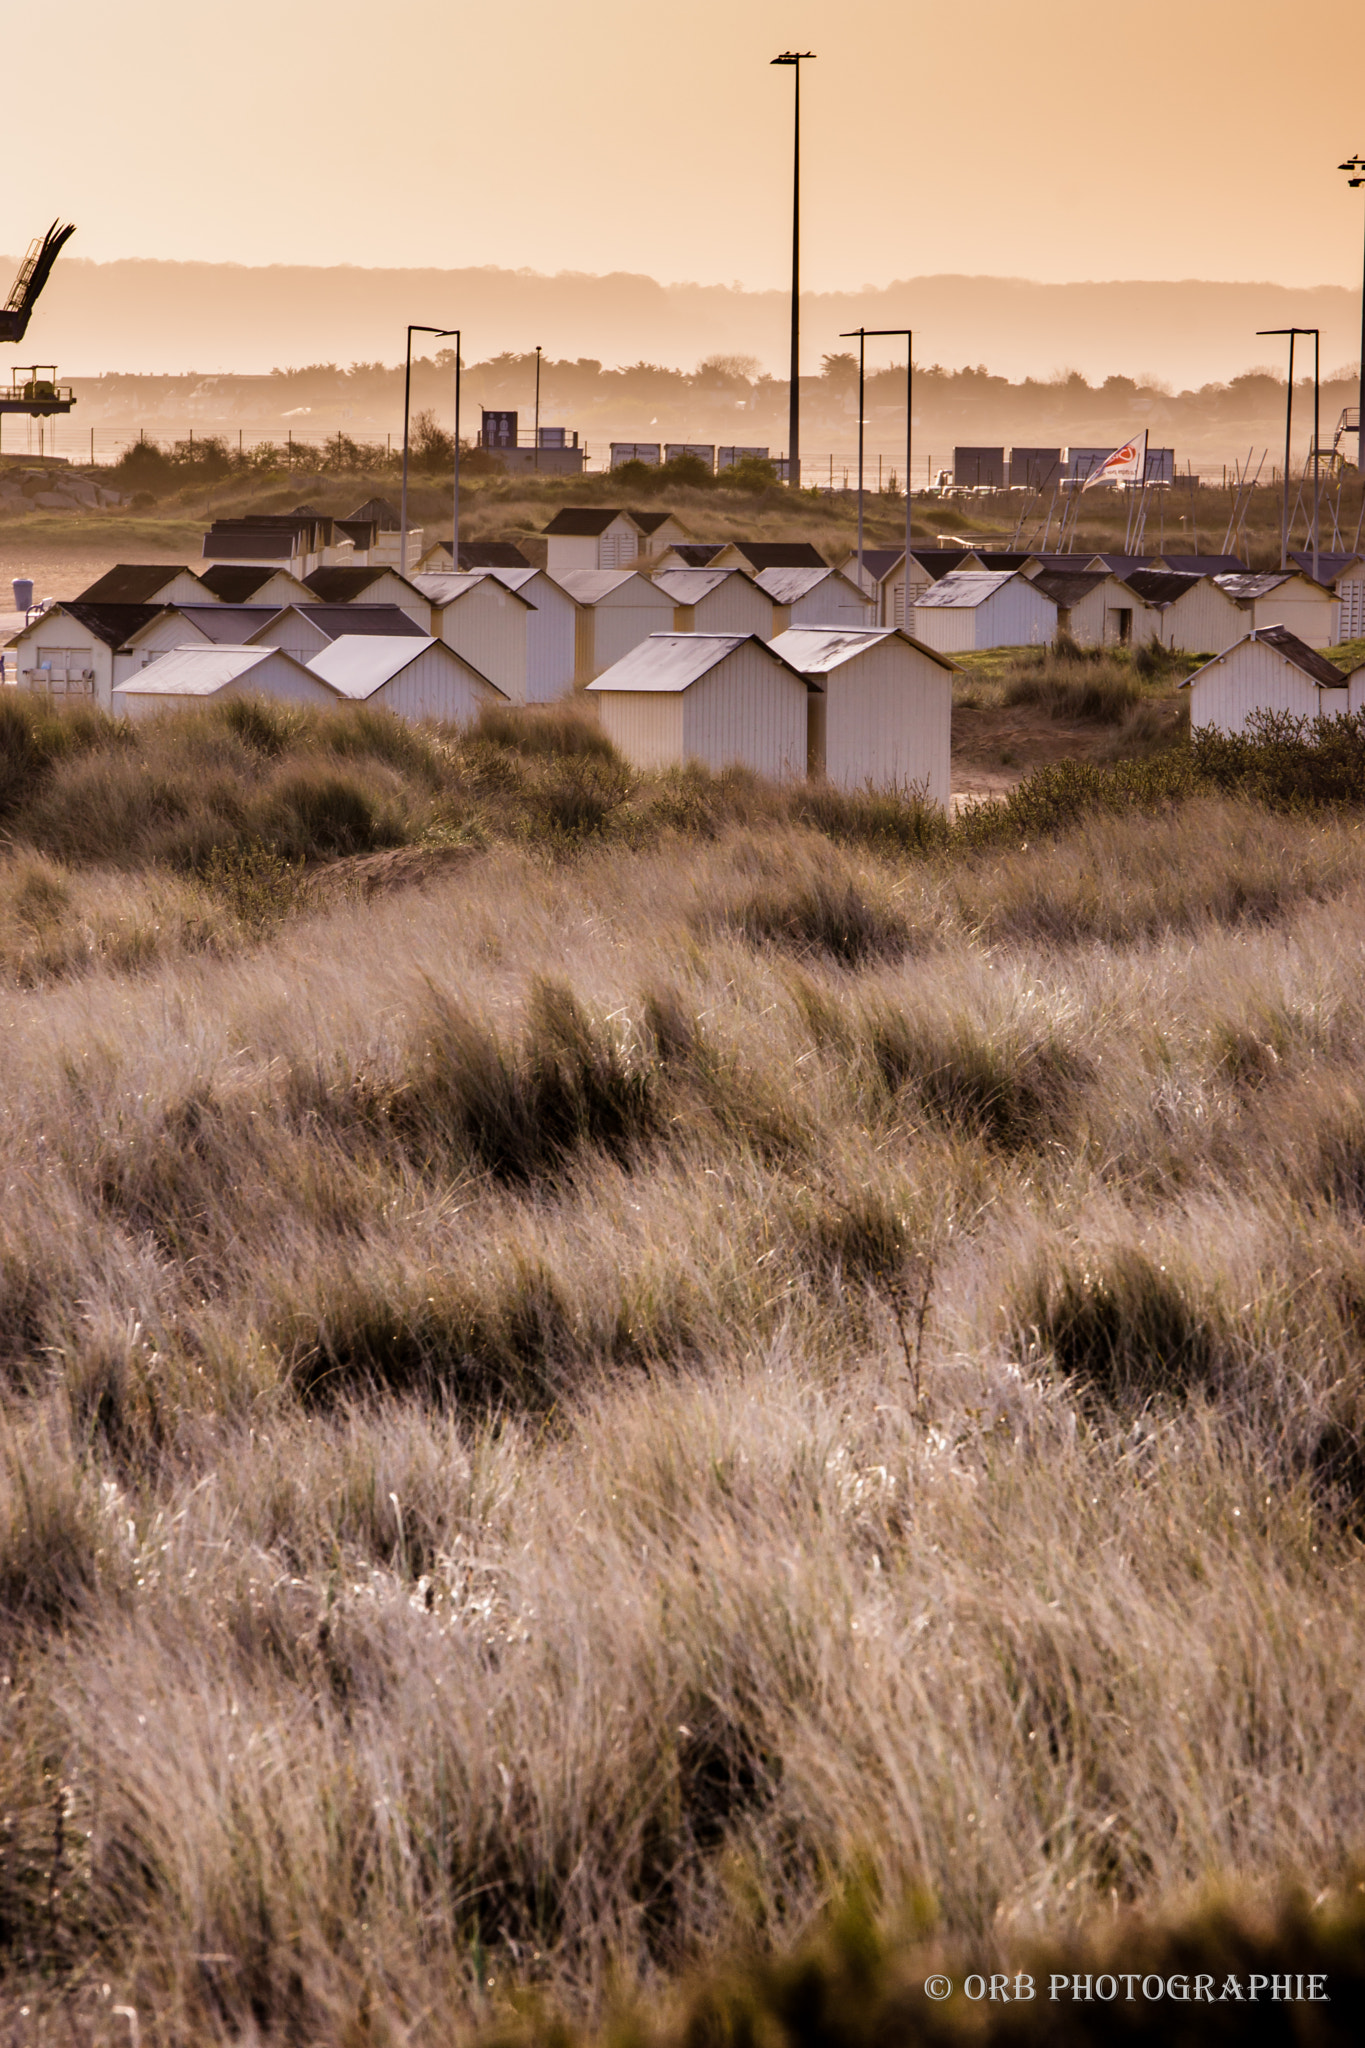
[7,258,1361,391]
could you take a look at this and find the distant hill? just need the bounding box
[6,258,1360,389]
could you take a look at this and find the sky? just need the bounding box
[10,0,1365,296]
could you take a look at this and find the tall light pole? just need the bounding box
[400,322,457,577]
[840,326,868,591]
[1259,325,1319,577]
[533,343,542,474]
[1341,158,1365,502]
[772,51,815,491]
[855,326,913,625]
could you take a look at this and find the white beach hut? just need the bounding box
[910,569,1057,652]
[769,625,955,805]
[552,569,676,685]
[1181,626,1354,734]
[305,634,503,724]
[111,645,336,720]
[651,567,774,637]
[587,632,811,780]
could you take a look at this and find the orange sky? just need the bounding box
[10,0,1364,298]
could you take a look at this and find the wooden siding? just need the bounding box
[595,690,685,769]
[693,580,776,638]
[582,589,673,679]
[1188,641,1344,734]
[436,581,528,704]
[253,612,331,659]
[1241,586,1338,649]
[681,646,808,780]
[522,574,577,702]
[372,643,498,725]
[787,577,876,630]
[821,641,952,805]
[1340,572,1365,641]
[1152,582,1249,653]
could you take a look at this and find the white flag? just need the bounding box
[1081,430,1148,491]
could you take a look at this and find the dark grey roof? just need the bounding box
[666,543,728,566]
[1091,553,1158,575]
[910,548,982,580]
[1289,549,1363,584]
[203,532,295,562]
[346,497,402,530]
[302,566,391,601]
[199,564,290,601]
[630,511,677,535]
[734,540,827,569]
[457,540,531,568]
[1032,569,1112,608]
[55,601,165,648]
[173,605,281,642]
[1122,569,1205,606]
[1160,554,1249,576]
[336,519,378,548]
[301,604,424,638]
[856,548,905,582]
[1184,625,1350,691]
[973,551,1036,572]
[74,565,193,605]
[543,507,634,537]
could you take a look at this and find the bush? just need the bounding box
[1013,1246,1218,1401]
[257,770,404,860]
[725,869,914,966]
[1003,649,1144,724]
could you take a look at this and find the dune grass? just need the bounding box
[2,696,1365,2036]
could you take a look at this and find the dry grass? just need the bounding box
[3,699,1365,2037]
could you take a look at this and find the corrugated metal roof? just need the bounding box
[295,604,424,638]
[1214,572,1294,603]
[114,645,312,696]
[769,625,959,675]
[75,565,198,605]
[1162,554,1249,576]
[586,632,810,695]
[552,569,660,605]
[409,572,534,609]
[484,566,544,595]
[753,566,840,603]
[651,568,760,604]
[542,508,639,537]
[1181,627,1351,692]
[912,570,1021,609]
[305,634,439,699]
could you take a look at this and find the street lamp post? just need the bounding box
[1259,325,1320,578]
[839,327,868,592]
[851,326,913,625]
[771,51,815,491]
[533,344,542,473]
[1340,157,1365,479]
[400,322,458,578]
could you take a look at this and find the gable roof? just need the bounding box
[551,569,666,605]
[585,631,810,695]
[303,565,422,603]
[731,540,827,570]
[542,507,641,537]
[1214,571,1318,605]
[1031,568,1113,608]
[75,565,202,605]
[18,600,166,649]
[298,604,426,638]
[630,511,681,535]
[1161,554,1250,576]
[203,530,296,562]
[1181,624,1352,692]
[112,645,318,697]
[306,633,502,701]
[650,568,764,605]
[973,552,1038,572]
[198,564,307,603]
[1121,569,1207,607]
[346,496,402,529]
[753,566,847,604]
[769,624,959,675]
[913,569,1027,609]
[663,543,729,567]
[853,548,905,584]
[1090,553,1158,575]
[163,604,281,643]
[909,548,988,579]
[1289,549,1364,584]
[408,572,535,609]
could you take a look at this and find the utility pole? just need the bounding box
[840,326,868,593]
[771,51,815,491]
[1341,158,1365,484]
[1259,325,1319,576]
[534,343,542,473]
[399,322,458,578]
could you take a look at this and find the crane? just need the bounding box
[1,220,77,419]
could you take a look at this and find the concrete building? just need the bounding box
[651,567,773,637]
[112,644,335,720]
[541,508,645,574]
[1213,572,1338,649]
[552,569,675,684]
[410,572,534,705]
[1290,551,1365,641]
[306,634,502,724]
[753,566,875,632]
[769,625,954,804]
[1182,627,1357,734]
[587,633,811,780]
[75,564,215,607]
[910,569,1057,652]
[302,566,433,631]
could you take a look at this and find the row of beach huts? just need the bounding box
[6,499,1364,803]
